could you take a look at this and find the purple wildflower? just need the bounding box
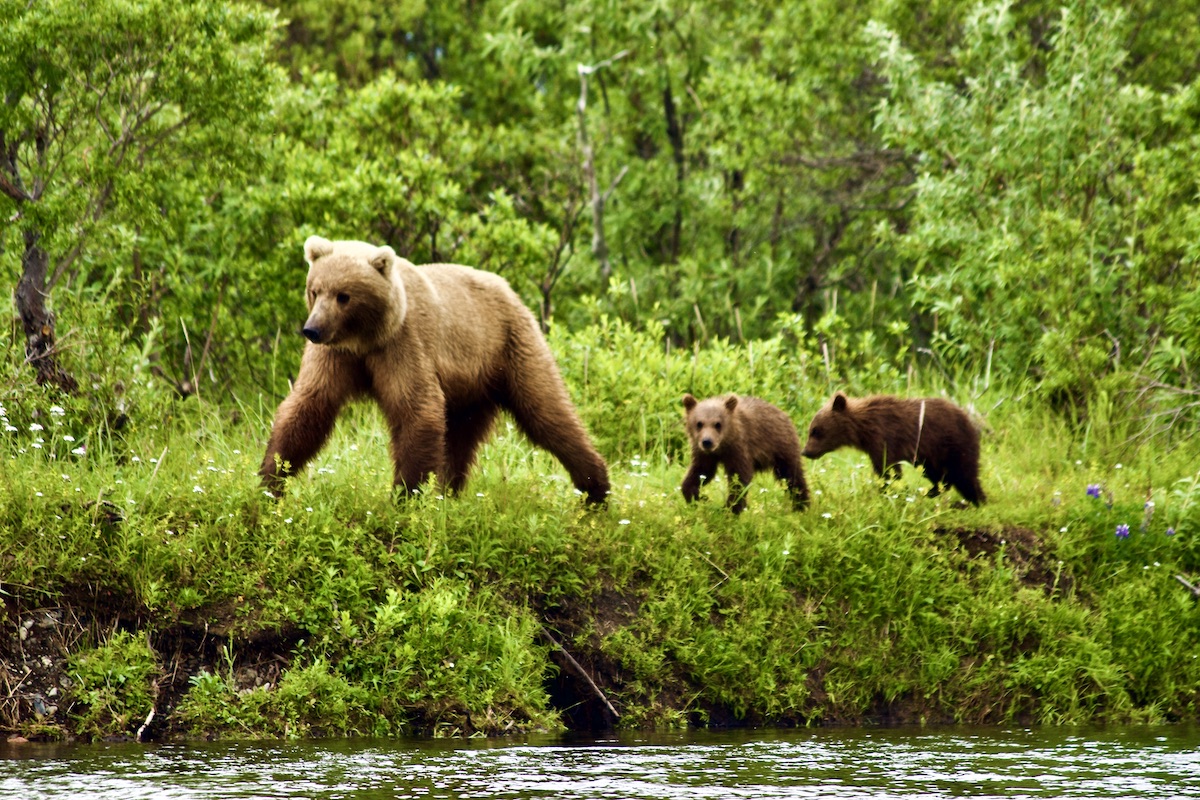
[1115,523,1130,539]
[1166,527,1176,537]
[1086,484,1102,498]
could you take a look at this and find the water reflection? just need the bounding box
[2,726,1198,799]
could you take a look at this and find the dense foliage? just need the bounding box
[2,0,1196,412]
[2,323,1199,740]
[1,0,1199,741]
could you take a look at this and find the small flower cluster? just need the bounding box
[1086,484,1178,540]
[2,403,85,457]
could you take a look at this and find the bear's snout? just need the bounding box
[700,437,715,451]
[302,326,323,344]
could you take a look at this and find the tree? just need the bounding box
[871,2,1200,401]
[0,0,280,391]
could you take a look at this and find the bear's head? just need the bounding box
[683,393,739,454]
[301,236,407,354]
[801,392,853,459]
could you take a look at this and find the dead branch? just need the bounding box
[1175,574,1200,599]
[539,625,619,721]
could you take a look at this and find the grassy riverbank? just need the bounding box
[2,323,1199,741]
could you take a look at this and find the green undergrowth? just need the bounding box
[1,324,1199,741]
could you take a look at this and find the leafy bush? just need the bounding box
[67,631,160,741]
[872,2,1199,403]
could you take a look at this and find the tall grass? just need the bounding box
[1,320,1198,740]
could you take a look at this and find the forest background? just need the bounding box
[2,0,1200,740]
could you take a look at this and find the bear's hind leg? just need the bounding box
[774,456,810,511]
[922,464,945,498]
[952,468,987,506]
[503,380,610,505]
[444,402,500,493]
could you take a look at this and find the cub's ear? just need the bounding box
[304,235,334,265]
[682,393,697,412]
[724,395,739,412]
[831,392,848,413]
[369,245,397,273]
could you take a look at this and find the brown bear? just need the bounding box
[801,392,985,505]
[681,393,809,514]
[260,236,610,504]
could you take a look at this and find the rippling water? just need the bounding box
[2,726,1198,799]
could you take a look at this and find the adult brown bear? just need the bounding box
[260,236,610,504]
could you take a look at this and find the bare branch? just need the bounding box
[576,54,629,282]
[0,172,31,203]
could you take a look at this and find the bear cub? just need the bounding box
[801,392,985,505]
[681,393,809,514]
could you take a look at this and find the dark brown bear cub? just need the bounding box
[801,392,986,505]
[681,394,809,514]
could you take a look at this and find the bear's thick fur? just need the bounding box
[260,236,610,504]
[681,393,809,514]
[801,392,985,505]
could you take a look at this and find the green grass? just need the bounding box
[1,324,1199,741]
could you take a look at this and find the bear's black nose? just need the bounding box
[700,438,714,451]
[302,327,322,344]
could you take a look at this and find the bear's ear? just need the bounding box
[369,245,397,274]
[724,395,739,412]
[832,392,848,413]
[682,393,697,412]
[304,235,334,265]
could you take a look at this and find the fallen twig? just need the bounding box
[1175,574,1200,599]
[539,625,619,721]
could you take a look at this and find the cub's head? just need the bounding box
[801,392,853,459]
[301,235,406,353]
[682,393,739,454]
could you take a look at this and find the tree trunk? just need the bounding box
[662,78,685,264]
[16,229,77,393]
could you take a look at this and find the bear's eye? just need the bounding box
[810,427,823,439]
[336,292,350,305]
[714,422,721,431]
[695,422,703,431]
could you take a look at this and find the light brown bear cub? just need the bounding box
[801,392,985,505]
[260,236,610,504]
[681,394,809,514]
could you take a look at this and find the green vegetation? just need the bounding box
[2,323,1199,740]
[1,0,1199,741]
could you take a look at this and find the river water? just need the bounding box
[2,726,1198,799]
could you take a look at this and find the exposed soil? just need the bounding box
[539,583,641,731]
[937,525,1072,596]
[0,588,301,743]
